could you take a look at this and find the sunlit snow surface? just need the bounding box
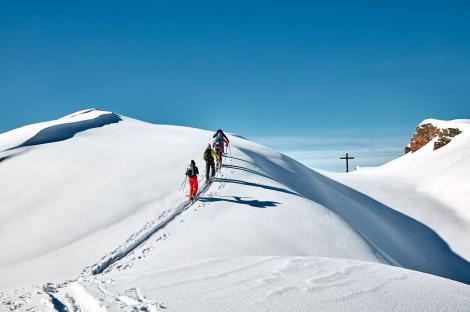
[325,118,470,260]
[0,110,469,311]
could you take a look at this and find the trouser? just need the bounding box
[215,149,223,169]
[216,147,224,157]
[206,160,215,180]
[188,176,198,198]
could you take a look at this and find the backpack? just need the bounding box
[186,164,198,177]
[203,148,213,161]
[214,136,223,147]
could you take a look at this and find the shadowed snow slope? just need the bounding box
[0,111,469,311]
[239,145,470,284]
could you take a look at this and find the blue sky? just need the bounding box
[1,1,469,171]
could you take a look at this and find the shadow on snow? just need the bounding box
[224,155,256,166]
[221,164,274,181]
[0,112,122,163]
[239,147,470,285]
[15,113,122,148]
[213,177,302,198]
[199,195,280,208]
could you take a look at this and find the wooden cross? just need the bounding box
[340,153,354,173]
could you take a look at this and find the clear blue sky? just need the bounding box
[1,1,469,170]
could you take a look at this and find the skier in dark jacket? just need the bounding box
[203,144,217,182]
[186,160,199,201]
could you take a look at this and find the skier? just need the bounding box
[203,144,217,182]
[185,160,199,201]
[212,129,230,145]
[213,132,228,170]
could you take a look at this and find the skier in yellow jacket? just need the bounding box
[203,144,219,181]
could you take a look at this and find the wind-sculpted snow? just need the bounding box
[72,256,470,312]
[16,112,121,148]
[239,146,470,284]
[0,109,121,164]
[0,108,119,152]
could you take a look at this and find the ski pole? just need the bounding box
[180,176,187,192]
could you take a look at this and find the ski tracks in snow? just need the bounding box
[58,280,164,312]
[0,158,234,311]
[85,157,232,276]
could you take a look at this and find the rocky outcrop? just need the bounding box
[405,123,462,154]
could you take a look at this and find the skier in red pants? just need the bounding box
[186,160,199,201]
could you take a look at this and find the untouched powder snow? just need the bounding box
[0,111,469,311]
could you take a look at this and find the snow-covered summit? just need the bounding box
[419,118,470,128]
[1,110,469,311]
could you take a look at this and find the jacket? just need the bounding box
[186,164,199,177]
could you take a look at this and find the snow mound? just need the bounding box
[326,118,470,263]
[374,118,470,229]
[419,118,470,129]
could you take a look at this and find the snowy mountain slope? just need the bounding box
[74,256,470,312]
[1,111,469,311]
[378,119,470,221]
[0,109,218,288]
[326,119,470,261]
[87,136,470,284]
[0,109,378,290]
[2,256,470,312]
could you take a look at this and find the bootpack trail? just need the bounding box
[85,157,231,277]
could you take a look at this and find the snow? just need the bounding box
[0,108,114,151]
[0,110,216,288]
[419,118,470,128]
[0,109,379,290]
[326,118,470,261]
[0,111,469,311]
[61,283,107,312]
[75,256,470,312]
